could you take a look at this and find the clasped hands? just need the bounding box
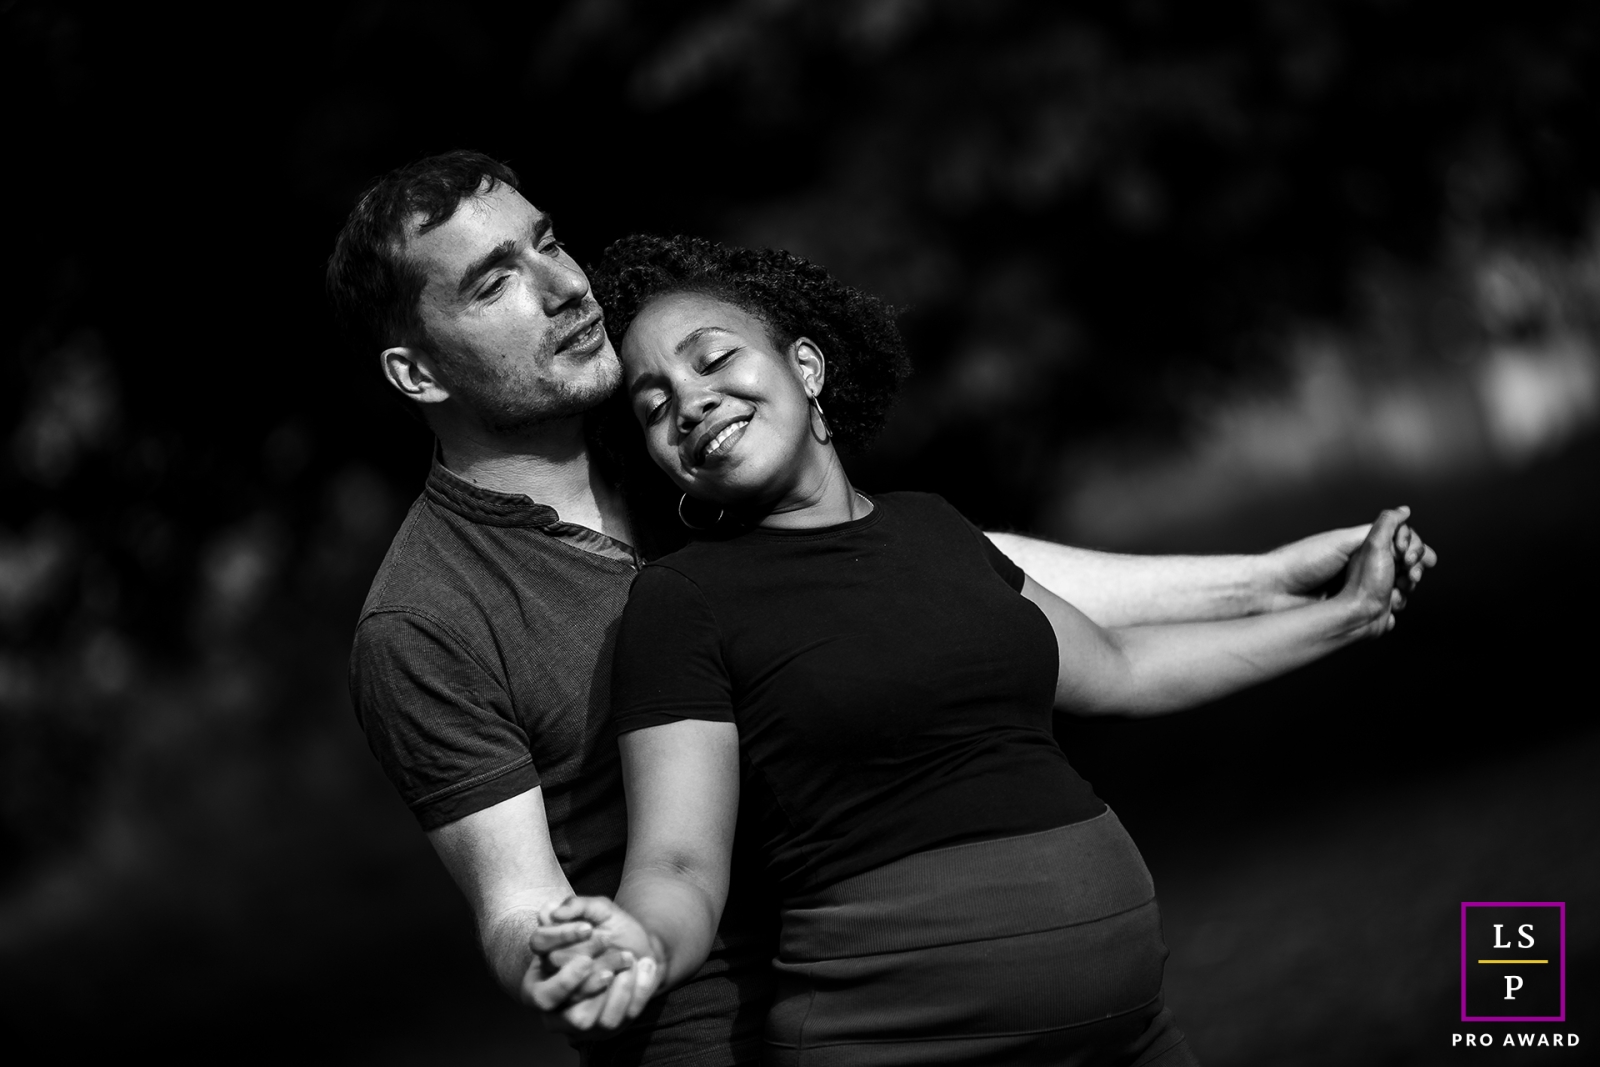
[1269,506,1435,627]
[525,896,663,1034]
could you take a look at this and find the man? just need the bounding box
[328,150,1431,1065]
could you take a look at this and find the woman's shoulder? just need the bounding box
[624,558,717,627]
[636,538,733,593]
[874,490,974,527]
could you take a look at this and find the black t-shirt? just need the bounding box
[612,491,1105,898]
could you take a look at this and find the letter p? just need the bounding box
[1504,975,1524,1000]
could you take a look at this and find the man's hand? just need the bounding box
[1266,515,1435,613]
[525,896,663,1034]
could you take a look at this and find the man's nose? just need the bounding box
[534,255,591,312]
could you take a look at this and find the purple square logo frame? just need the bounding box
[1460,901,1566,1023]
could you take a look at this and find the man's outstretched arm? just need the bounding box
[987,520,1435,628]
[427,788,624,1019]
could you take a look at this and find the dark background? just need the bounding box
[2,2,1597,1063]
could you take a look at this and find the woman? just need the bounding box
[537,235,1424,1065]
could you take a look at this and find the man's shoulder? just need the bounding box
[358,491,468,621]
[353,485,640,672]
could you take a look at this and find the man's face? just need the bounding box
[404,182,619,433]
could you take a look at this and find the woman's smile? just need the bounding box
[693,416,752,466]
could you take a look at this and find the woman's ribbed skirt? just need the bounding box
[764,809,1199,1066]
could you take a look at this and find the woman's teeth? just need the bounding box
[704,419,749,459]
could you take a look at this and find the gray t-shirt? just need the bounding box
[349,455,774,1066]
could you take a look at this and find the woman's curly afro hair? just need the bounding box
[591,234,912,453]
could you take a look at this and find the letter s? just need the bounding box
[1518,924,1535,948]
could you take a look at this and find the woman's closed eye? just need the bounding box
[701,347,740,372]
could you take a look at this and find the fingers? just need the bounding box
[1368,505,1410,549]
[527,954,611,1012]
[595,964,640,1031]
[628,956,661,1019]
[546,944,633,973]
[1411,529,1436,578]
[562,985,611,1031]
[543,895,618,926]
[576,957,623,997]
[586,955,663,1032]
[1392,521,1436,594]
[530,921,595,954]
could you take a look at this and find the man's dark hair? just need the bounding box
[591,234,911,452]
[326,150,520,355]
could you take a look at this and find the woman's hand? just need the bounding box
[526,895,663,1032]
[1392,518,1435,609]
[1336,506,1419,639]
[1265,513,1437,614]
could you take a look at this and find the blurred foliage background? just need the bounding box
[3,1,1598,1063]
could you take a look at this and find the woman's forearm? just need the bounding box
[613,720,741,991]
[1101,594,1379,715]
[615,865,723,990]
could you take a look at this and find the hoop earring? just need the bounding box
[678,493,726,531]
[809,393,832,444]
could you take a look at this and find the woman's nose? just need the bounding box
[677,390,719,432]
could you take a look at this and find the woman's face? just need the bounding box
[620,291,829,508]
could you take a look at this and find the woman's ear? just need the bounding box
[791,337,826,397]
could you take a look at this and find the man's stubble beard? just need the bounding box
[446,340,623,438]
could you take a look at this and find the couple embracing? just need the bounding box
[332,151,1434,1067]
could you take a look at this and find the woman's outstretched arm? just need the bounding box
[527,719,740,1032]
[989,517,1435,627]
[1024,508,1415,716]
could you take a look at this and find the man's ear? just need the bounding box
[791,337,826,398]
[381,346,451,406]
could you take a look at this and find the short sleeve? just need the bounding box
[350,610,541,830]
[611,564,735,734]
[936,497,1025,592]
[979,532,1026,592]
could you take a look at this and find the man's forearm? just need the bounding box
[425,790,579,1006]
[482,904,555,1000]
[987,532,1273,627]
